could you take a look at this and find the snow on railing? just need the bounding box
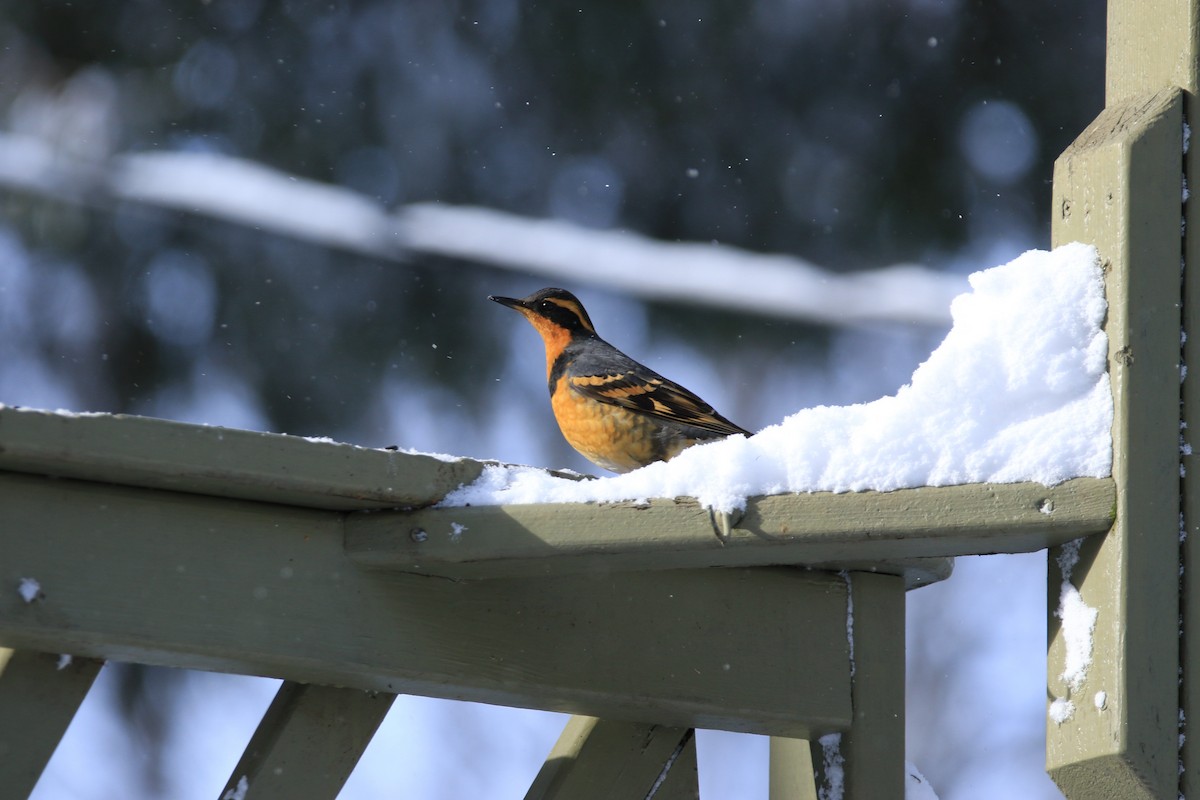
[441,243,1112,512]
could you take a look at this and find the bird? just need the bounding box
[489,288,751,473]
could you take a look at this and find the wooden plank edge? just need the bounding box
[344,477,1113,584]
[0,405,484,510]
[1180,80,1200,800]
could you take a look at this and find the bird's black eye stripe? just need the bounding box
[542,300,586,328]
[524,292,595,333]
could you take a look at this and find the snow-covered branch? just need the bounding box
[0,131,962,326]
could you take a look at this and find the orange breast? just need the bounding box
[550,375,698,473]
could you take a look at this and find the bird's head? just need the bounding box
[489,288,597,340]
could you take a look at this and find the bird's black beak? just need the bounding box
[489,295,525,310]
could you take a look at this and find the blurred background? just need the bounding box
[0,1,1104,797]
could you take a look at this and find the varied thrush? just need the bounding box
[489,288,751,473]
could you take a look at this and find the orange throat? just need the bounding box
[520,312,574,379]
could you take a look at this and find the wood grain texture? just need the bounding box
[0,471,852,738]
[1106,0,1200,104]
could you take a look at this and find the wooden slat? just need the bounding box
[0,406,483,510]
[219,681,393,800]
[0,648,103,796]
[649,731,698,800]
[524,716,694,800]
[0,471,852,738]
[768,738,819,800]
[346,478,1113,587]
[1047,87,1182,798]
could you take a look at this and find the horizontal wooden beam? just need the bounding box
[0,406,483,510]
[0,406,1114,589]
[346,478,1113,586]
[0,472,852,738]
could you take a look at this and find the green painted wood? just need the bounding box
[1106,0,1200,105]
[1138,4,1200,796]
[0,648,103,796]
[0,471,852,738]
[346,478,1113,587]
[524,716,694,800]
[1048,88,1183,799]
[768,738,819,800]
[808,735,843,800]
[219,681,393,800]
[841,572,905,799]
[650,731,698,800]
[0,405,483,510]
[1183,77,1200,800]
[770,575,903,799]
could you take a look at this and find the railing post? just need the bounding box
[768,572,905,800]
[1048,84,1183,800]
[1141,1,1200,798]
[1049,1,1200,797]
[840,572,905,799]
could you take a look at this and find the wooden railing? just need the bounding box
[0,406,1114,797]
[2,0,1198,796]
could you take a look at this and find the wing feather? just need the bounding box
[568,370,750,437]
